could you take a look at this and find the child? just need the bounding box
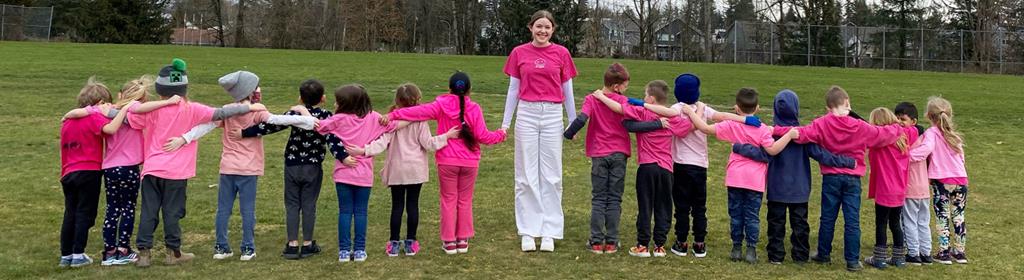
[909,97,968,265]
[863,107,920,269]
[345,83,457,257]
[592,80,693,258]
[679,88,796,264]
[384,72,508,254]
[790,86,903,271]
[894,102,933,265]
[317,84,405,262]
[58,77,114,268]
[562,63,635,254]
[127,59,265,267]
[731,89,855,265]
[234,79,347,259]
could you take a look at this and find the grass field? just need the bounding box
[1,41,1022,279]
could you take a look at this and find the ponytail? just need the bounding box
[926,97,963,154]
[457,94,479,151]
[869,107,908,153]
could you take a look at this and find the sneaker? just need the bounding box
[403,239,420,256]
[338,250,351,262]
[386,240,401,257]
[101,251,119,266]
[670,241,689,256]
[442,241,458,255]
[744,246,757,264]
[730,245,742,262]
[165,248,194,265]
[59,256,71,267]
[810,253,831,264]
[589,242,603,254]
[865,255,888,269]
[456,239,469,254]
[353,250,367,262]
[629,245,651,257]
[934,250,954,265]
[521,236,536,252]
[282,244,300,260]
[300,241,321,258]
[888,256,907,268]
[136,249,151,267]
[117,249,138,265]
[70,254,93,268]
[693,242,707,258]
[846,261,864,272]
[240,247,256,261]
[905,254,922,266]
[919,253,934,265]
[770,260,783,265]
[952,251,968,264]
[540,237,555,252]
[213,246,234,260]
[652,246,667,257]
[603,243,618,254]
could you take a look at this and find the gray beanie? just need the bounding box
[155,58,189,97]
[219,70,260,102]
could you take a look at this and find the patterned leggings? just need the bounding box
[931,180,967,253]
[102,165,140,250]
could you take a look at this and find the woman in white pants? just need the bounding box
[501,10,578,252]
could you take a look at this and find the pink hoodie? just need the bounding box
[389,93,507,168]
[317,111,397,187]
[795,113,902,176]
[910,126,968,181]
[867,125,920,207]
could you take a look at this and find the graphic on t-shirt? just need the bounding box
[534,58,546,69]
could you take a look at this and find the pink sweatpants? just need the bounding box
[438,164,478,242]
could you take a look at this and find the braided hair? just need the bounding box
[450,72,479,151]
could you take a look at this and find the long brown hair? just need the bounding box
[926,97,963,154]
[333,84,372,118]
[389,83,421,112]
[869,107,908,153]
[529,10,556,29]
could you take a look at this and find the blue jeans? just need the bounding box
[816,174,862,264]
[727,188,762,247]
[215,174,258,251]
[337,183,371,251]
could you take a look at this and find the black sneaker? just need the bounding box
[670,241,688,256]
[300,241,322,258]
[693,242,707,258]
[934,250,953,265]
[905,254,922,266]
[846,261,864,272]
[730,245,742,262]
[282,244,300,260]
[811,253,831,264]
[919,253,934,265]
[952,251,968,264]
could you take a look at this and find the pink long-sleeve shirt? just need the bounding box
[910,126,968,182]
[317,111,397,187]
[867,125,920,207]
[389,93,507,168]
[795,113,903,176]
[362,121,449,186]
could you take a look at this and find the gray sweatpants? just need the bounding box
[284,165,323,242]
[902,198,932,256]
[589,153,627,245]
[135,175,188,250]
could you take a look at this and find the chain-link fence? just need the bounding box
[1,4,53,41]
[723,21,1024,75]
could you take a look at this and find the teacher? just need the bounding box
[501,10,578,252]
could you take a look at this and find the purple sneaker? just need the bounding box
[403,239,420,256]
[386,241,401,257]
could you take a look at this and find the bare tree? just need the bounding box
[236,0,246,47]
[626,0,663,59]
[210,0,225,47]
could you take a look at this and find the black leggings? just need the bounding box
[390,184,422,241]
[875,204,905,248]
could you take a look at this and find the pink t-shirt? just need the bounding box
[580,93,631,158]
[669,103,718,167]
[622,105,692,172]
[714,121,775,192]
[128,102,216,180]
[317,111,397,187]
[102,103,144,169]
[502,43,577,103]
[867,125,919,207]
[60,109,111,178]
[219,110,272,176]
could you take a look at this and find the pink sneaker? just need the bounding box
[403,239,420,256]
[456,239,469,254]
[442,241,457,255]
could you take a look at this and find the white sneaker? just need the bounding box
[213,248,233,260]
[540,237,555,252]
[521,236,536,252]
[240,251,256,261]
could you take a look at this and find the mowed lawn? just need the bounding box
[1,41,1022,279]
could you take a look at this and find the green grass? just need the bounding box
[1,41,1022,279]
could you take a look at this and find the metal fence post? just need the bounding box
[843,26,848,68]
[733,22,738,64]
[920,26,925,71]
[960,30,964,73]
[2,5,6,40]
[770,24,774,65]
[882,29,886,70]
[47,6,53,41]
[807,24,811,66]
[999,30,1004,74]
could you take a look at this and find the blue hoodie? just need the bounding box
[733,90,855,203]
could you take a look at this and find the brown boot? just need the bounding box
[165,248,195,265]
[136,249,151,267]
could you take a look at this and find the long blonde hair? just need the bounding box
[869,107,908,153]
[115,75,155,108]
[926,96,963,154]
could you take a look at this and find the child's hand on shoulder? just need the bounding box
[166,95,183,104]
[659,118,670,129]
[227,129,242,140]
[163,137,187,152]
[290,105,311,116]
[378,114,391,126]
[345,144,365,156]
[249,103,267,112]
[342,156,358,167]
[444,127,461,138]
[591,89,605,97]
[787,127,800,139]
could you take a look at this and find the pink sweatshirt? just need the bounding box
[910,126,968,181]
[580,93,631,158]
[317,111,397,187]
[867,125,920,207]
[128,102,216,180]
[363,121,449,186]
[389,93,507,168]
[219,110,272,176]
[795,114,903,176]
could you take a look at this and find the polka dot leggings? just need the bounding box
[102,165,140,250]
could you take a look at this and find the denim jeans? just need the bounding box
[727,188,763,247]
[215,174,258,251]
[816,174,862,264]
[337,183,371,251]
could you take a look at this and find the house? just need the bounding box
[654,19,684,60]
[171,27,219,46]
[599,17,640,57]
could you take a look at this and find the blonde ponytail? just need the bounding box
[116,75,155,108]
[869,107,908,153]
[926,97,963,154]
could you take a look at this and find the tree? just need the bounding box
[876,0,924,69]
[210,0,225,47]
[47,0,171,44]
[479,0,587,56]
[725,0,757,24]
[626,0,663,59]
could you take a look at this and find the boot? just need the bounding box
[730,244,743,261]
[136,249,151,267]
[889,246,908,268]
[745,245,758,264]
[165,248,195,265]
[864,245,889,269]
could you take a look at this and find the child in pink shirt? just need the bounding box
[592,80,694,258]
[346,83,456,257]
[386,72,507,254]
[894,102,934,265]
[909,97,969,265]
[864,108,920,269]
[680,88,796,264]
